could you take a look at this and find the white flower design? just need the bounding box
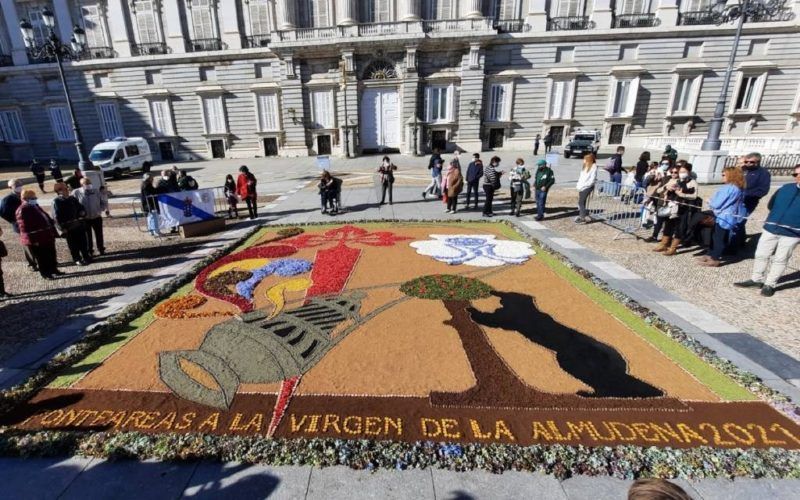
[410,235,535,267]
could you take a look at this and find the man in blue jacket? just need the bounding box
[742,153,772,214]
[465,153,483,209]
[734,163,800,297]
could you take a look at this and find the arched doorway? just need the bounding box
[360,60,401,153]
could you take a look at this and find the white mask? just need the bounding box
[659,164,669,172]
[162,176,169,181]
[27,199,38,205]
[678,173,689,180]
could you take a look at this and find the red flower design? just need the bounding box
[283,225,411,249]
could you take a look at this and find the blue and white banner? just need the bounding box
[157,188,216,228]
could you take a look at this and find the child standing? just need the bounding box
[224,174,239,218]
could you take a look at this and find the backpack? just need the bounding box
[604,156,617,174]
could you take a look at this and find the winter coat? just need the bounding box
[237,173,257,199]
[743,167,771,202]
[52,195,86,232]
[72,186,106,219]
[141,182,160,213]
[466,161,483,183]
[178,175,199,191]
[483,164,500,187]
[16,202,57,246]
[764,183,800,238]
[378,164,396,184]
[534,166,555,191]
[30,162,45,175]
[0,193,22,232]
[442,167,464,198]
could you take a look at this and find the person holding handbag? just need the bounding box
[377,156,397,205]
[0,226,9,299]
[53,182,91,266]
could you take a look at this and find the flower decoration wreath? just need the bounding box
[410,235,534,267]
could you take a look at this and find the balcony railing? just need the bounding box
[678,11,717,25]
[243,34,271,48]
[357,21,416,36]
[80,46,115,59]
[0,54,12,67]
[186,38,223,52]
[494,18,530,33]
[547,16,594,31]
[423,17,495,32]
[131,42,168,56]
[747,8,794,22]
[613,13,659,28]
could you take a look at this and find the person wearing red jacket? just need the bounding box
[15,189,61,279]
[236,165,258,219]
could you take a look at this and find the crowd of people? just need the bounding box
[0,174,109,287]
[574,146,799,297]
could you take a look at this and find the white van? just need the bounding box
[88,137,154,179]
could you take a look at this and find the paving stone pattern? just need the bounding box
[1,458,799,499]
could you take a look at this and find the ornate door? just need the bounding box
[360,88,400,151]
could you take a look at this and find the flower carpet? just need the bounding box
[2,222,799,475]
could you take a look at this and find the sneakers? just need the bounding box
[733,280,763,289]
[760,285,775,297]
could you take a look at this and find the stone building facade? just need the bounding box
[0,0,799,162]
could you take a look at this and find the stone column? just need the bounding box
[0,0,30,65]
[400,0,421,21]
[106,0,131,57]
[525,0,547,31]
[590,0,613,29]
[457,46,485,153]
[462,0,482,19]
[655,0,680,27]
[276,0,296,29]
[220,0,242,49]
[337,0,357,25]
[164,0,186,52]
[52,0,75,45]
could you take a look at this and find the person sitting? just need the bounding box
[318,170,342,215]
[697,166,747,267]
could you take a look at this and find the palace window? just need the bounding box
[201,96,227,133]
[97,102,124,139]
[359,0,392,22]
[618,0,651,14]
[554,0,586,16]
[486,83,512,122]
[310,89,335,128]
[188,0,219,40]
[74,2,109,48]
[48,106,73,141]
[607,76,640,117]
[149,99,174,136]
[424,0,455,20]
[0,109,27,143]
[425,84,455,123]
[732,73,767,113]
[547,79,575,120]
[297,0,330,28]
[131,0,162,44]
[256,93,280,131]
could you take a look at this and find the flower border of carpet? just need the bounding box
[0,219,798,480]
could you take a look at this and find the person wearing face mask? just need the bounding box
[157,169,179,193]
[649,167,680,247]
[15,189,61,279]
[735,152,772,248]
[734,163,800,297]
[482,157,503,217]
[0,179,39,272]
[30,159,47,193]
[52,182,91,266]
[377,156,397,206]
[72,178,107,256]
[657,166,698,256]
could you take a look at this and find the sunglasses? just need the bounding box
[793,173,799,177]
[744,161,757,164]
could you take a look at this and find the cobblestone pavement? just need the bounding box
[541,187,800,361]
[0,201,274,365]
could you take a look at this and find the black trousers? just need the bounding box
[465,181,480,208]
[22,244,37,270]
[85,217,105,254]
[244,197,257,219]
[66,225,91,263]
[30,243,58,278]
[534,143,539,155]
[380,182,393,204]
[446,195,458,212]
[0,259,5,293]
[482,185,495,215]
[34,173,46,190]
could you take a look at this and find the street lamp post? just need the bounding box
[20,9,91,170]
[700,0,790,151]
[339,61,351,158]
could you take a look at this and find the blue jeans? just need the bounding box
[709,224,732,260]
[535,189,548,219]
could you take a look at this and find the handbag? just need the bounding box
[0,240,7,258]
[656,204,672,218]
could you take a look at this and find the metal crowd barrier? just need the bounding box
[587,180,649,240]
[130,186,229,235]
